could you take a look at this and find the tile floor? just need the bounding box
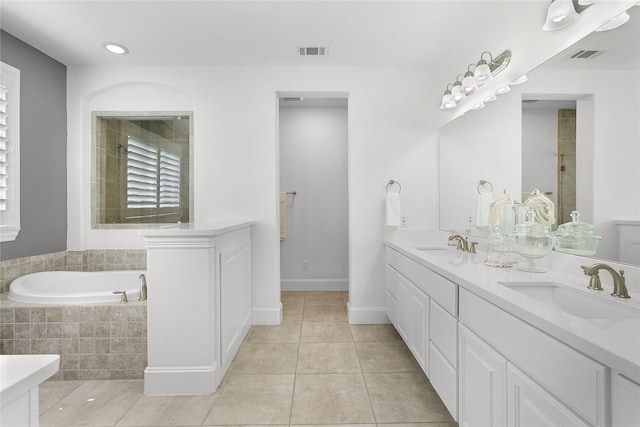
[38,291,458,427]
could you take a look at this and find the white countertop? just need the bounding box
[0,354,60,407]
[386,230,640,383]
[139,219,254,237]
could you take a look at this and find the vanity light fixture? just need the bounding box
[451,75,466,102]
[103,42,129,55]
[439,50,512,111]
[511,74,529,85]
[543,0,580,31]
[440,84,457,110]
[462,65,478,94]
[471,102,485,110]
[595,11,630,31]
[474,52,493,82]
[496,85,511,95]
[484,93,498,103]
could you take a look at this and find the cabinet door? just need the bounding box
[458,324,507,427]
[611,373,640,427]
[409,287,429,373]
[386,290,397,327]
[507,364,589,427]
[396,274,411,342]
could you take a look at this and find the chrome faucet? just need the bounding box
[138,274,148,301]
[581,263,630,299]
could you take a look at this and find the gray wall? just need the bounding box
[279,106,348,290]
[0,31,67,260]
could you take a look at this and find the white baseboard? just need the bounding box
[251,303,283,325]
[281,278,348,291]
[144,365,219,395]
[347,303,391,324]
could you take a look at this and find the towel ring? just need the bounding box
[386,180,401,193]
[477,180,493,194]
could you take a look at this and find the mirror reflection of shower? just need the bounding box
[522,99,577,229]
[92,112,193,227]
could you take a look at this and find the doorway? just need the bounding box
[278,96,349,295]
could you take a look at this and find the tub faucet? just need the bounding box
[139,274,148,301]
[113,290,128,303]
[581,263,630,299]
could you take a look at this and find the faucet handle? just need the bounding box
[588,274,603,291]
[113,290,128,303]
[469,241,478,253]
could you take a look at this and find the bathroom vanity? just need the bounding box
[141,220,253,395]
[385,230,640,427]
[0,354,60,426]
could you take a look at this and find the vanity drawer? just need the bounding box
[459,288,606,427]
[428,271,457,315]
[386,246,398,269]
[429,299,457,367]
[396,253,428,293]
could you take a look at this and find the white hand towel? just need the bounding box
[476,191,493,228]
[386,192,402,227]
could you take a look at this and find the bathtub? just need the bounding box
[8,270,145,304]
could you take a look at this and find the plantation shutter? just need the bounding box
[0,61,20,242]
[159,150,180,207]
[0,84,8,211]
[127,137,158,208]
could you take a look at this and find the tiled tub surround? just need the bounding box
[0,248,148,380]
[0,297,147,381]
[0,249,147,293]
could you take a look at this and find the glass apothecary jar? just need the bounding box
[514,210,553,273]
[553,211,601,256]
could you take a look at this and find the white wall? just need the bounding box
[67,66,435,324]
[279,106,349,291]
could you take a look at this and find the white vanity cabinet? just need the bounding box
[459,287,607,427]
[385,247,458,420]
[386,248,430,371]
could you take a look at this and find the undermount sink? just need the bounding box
[499,282,639,320]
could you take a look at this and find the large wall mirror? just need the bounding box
[92,112,193,228]
[439,6,639,266]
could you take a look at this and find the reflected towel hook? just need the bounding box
[386,180,401,193]
[477,180,493,194]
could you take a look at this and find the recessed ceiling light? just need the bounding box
[103,42,129,55]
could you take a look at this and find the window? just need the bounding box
[0,61,20,242]
[127,137,181,209]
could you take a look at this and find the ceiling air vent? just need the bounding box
[568,50,603,59]
[298,46,327,56]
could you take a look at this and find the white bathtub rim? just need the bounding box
[8,270,145,305]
